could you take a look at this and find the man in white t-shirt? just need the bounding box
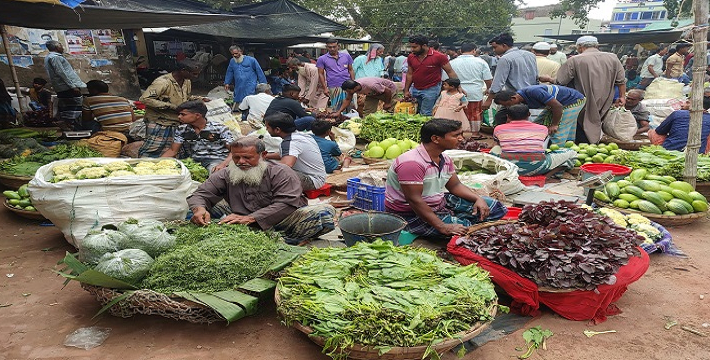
[265,112,326,191]
[638,46,668,90]
[449,43,493,138]
[238,83,274,128]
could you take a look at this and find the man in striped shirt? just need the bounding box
[81,80,134,133]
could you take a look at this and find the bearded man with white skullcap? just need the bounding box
[554,36,626,143]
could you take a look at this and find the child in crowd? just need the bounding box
[268,69,293,95]
[310,119,351,174]
[29,77,52,109]
[433,78,470,132]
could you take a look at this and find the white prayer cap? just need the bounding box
[576,35,598,45]
[550,43,558,49]
[532,42,551,51]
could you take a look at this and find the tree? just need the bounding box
[197,0,516,51]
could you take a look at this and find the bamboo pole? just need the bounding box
[683,0,709,188]
[0,24,26,120]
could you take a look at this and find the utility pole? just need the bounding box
[0,25,26,119]
[683,0,709,187]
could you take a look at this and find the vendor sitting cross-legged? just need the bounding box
[490,104,577,177]
[187,136,336,244]
[385,118,508,237]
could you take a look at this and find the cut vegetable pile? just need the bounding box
[593,168,709,215]
[0,143,104,177]
[358,112,430,142]
[50,159,181,182]
[277,240,500,360]
[456,201,644,290]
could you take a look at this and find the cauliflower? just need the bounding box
[134,167,156,176]
[75,167,108,179]
[135,161,157,170]
[103,161,132,172]
[69,160,100,173]
[52,163,74,176]
[626,213,651,225]
[108,170,136,178]
[630,223,661,241]
[53,173,76,182]
[154,168,181,176]
[155,159,179,170]
[598,208,627,227]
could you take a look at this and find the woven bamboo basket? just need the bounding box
[594,199,708,226]
[81,284,224,324]
[694,182,710,200]
[362,156,389,165]
[275,287,496,360]
[3,200,46,221]
[0,173,33,190]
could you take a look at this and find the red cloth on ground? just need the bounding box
[447,237,650,323]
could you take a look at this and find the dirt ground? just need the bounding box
[1,206,709,360]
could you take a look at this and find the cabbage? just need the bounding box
[79,230,128,265]
[117,219,174,257]
[94,249,154,284]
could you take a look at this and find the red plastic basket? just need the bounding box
[518,175,546,187]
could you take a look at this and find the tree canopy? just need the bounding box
[550,0,704,27]
[197,0,516,50]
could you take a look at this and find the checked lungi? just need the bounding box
[138,121,178,158]
[388,194,507,238]
[274,204,336,244]
[535,97,586,147]
[56,90,83,128]
[495,149,577,176]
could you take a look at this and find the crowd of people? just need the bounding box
[3,34,710,241]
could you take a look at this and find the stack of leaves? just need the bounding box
[142,224,290,294]
[180,158,209,182]
[277,240,501,360]
[457,200,644,290]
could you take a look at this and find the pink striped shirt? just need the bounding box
[493,121,548,153]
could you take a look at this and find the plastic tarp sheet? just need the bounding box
[28,158,193,248]
[448,237,650,323]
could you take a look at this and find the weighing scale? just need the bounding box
[577,170,614,206]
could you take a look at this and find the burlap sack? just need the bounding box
[79,131,128,157]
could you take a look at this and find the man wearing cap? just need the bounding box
[547,44,567,65]
[555,35,626,144]
[532,42,560,85]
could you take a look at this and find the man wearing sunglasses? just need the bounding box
[162,100,235,172]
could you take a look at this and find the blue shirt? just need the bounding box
[655,110,710,153]
[311,135,342,173]
[44,52,85,92]
[517,85,585,109]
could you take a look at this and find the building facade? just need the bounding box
[511,5,604,44]
[610,0,669,33]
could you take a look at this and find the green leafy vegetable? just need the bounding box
[518,326,553,359]
[358,112,431,142]
[181,158,210,182]
[0,143,104,176]
[616,146,710,182]
[277,240,503,360]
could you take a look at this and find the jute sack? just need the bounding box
[79,131,128,157]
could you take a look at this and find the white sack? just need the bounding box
[28,158,193,248]
[331,127,356,154]
[602,107,638,142]
[444,150,524,195]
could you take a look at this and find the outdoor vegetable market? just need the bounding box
[2,2,710,358]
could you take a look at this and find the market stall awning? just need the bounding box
[170,0,347,40]
[0,0,239,29]
[537,30,689,45]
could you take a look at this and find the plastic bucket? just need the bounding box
[579,163,632,195]
[338,212,407,247]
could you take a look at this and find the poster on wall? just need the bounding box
[96,29,125,46]
[65,29,97,55]
[182,42,197,57]
[1,26,63,55]
[154,41,169,55]
[0,55,34,68]
[168,41,182,56]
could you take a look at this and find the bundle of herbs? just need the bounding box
[277,240,501,360]
[142,224,290,294]
[358,112,430,142]
[456,200,644,290]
